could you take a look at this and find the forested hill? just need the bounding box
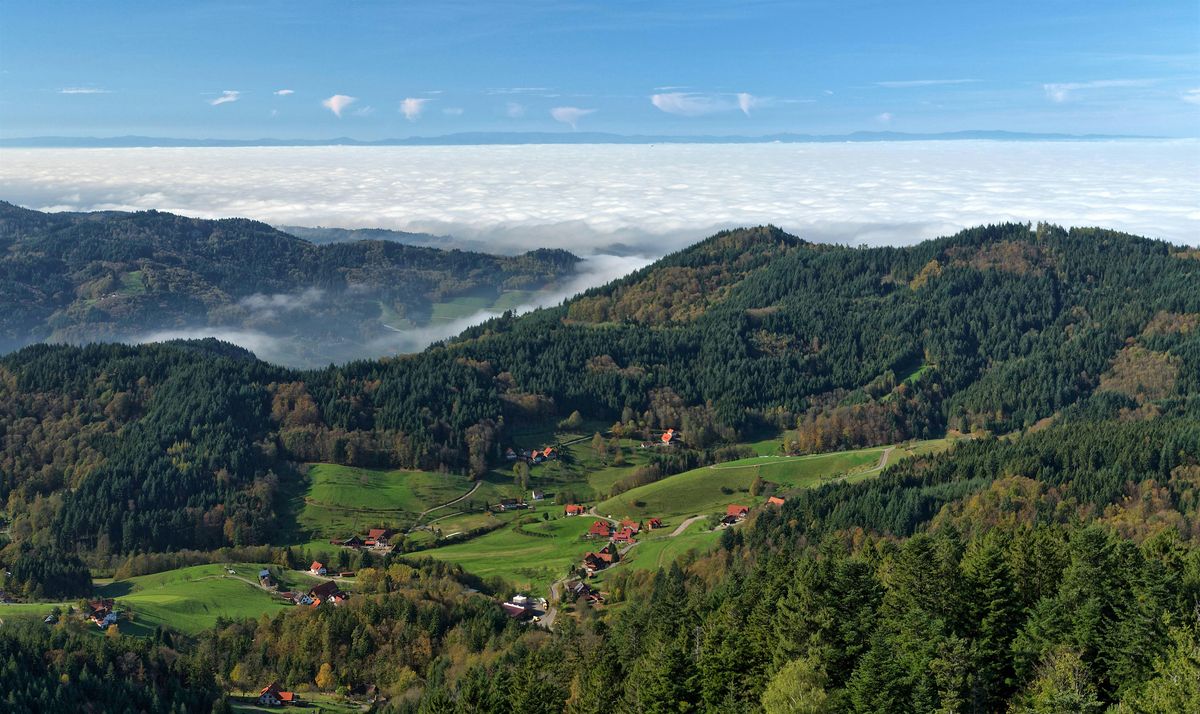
[1,221,1198,559]
[0,201,579,365]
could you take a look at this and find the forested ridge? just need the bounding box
[1,217,1200,711]
[1,221,1197,560]
[0,202,579,365]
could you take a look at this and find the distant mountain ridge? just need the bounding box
[0,129,1158,148]
[0,201,580,366]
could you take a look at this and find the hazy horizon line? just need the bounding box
[0,129,1177,149]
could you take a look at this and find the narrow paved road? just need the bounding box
[410,480,481,529]
[668,515,706,537]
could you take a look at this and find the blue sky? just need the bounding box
[1,0,1197,138]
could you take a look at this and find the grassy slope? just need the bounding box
[417,515,598,592]
[596,439,955,520]
[97,563,290,635]
[298,464,473,538]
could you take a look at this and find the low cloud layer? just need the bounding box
[2,141,1195,257]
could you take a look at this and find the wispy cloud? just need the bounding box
[1043,79,1156,102]
[876,112,894,123]
[322,94,356,117]
[59,87,110,95]
[650,92,731,116]
[737,92,759,116]
[1181,89,1200,106]
[353,105,375,116]
[274,89,294,96]
[443,107,464,116]
[506,101,526,118]
[651,92,765,117]
[550,106,595,129]
[877,79,978,88]
[486,87,551,95]
[210,90,240,106]
[400,97,431,121]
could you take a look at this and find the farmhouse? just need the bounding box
[613,527,636,543]
[661,428,679,445]
[723,504,750,524]
[582,545,618,575]
[767,496,786,506]
[309,561,327,576]
[367,528,395,548]
[308,580,347,606]
[619,518,641,534]
[493,498,529,512]
[587,520,613,538]
[564,504,586,516]
[257,682,300,707]
[258,569,276,588]
[646,517,664,530]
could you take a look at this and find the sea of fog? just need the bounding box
[1,140,1197,363]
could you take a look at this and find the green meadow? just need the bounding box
[298,463,473,538]
[98,563,290,635]
[417,515,599,592]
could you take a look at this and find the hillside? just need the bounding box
[0,202,580,366]
[1,221,1197,560]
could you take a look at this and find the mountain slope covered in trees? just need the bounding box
[1,222,1197,560]
[0,202,579,366]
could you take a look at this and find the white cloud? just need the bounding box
[210,90,240,106]
[550,106,594,129]
[650,92,730,116]
[400,97,431,121]
[506,101,526,118]
[651,92,762,117]
[443,107,464,116]
[877,79,977,88]
[876,112,894,123]
[1043,79,1155,103]
[1182,89,1200,106]
[274,89,294,96]
[59,87,110,95]
[737,93,758,116]
[322,94,356,117]
[1,142,1197,260]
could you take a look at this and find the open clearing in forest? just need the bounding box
[298,463,474,538]
[97,563,291,635]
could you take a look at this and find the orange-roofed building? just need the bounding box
[768,496,786,506]
[565,504,586,516]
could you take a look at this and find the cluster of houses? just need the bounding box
[329,527,398,551]
[579,516,665,575]
[493,498,530,513]
[257,682,300,707]
[505,445,559,464]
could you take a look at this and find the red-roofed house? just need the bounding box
[309,561,327,576]
[258,682,300,707]
[588,520,612,538]
[565,504,586,516]
[619,518,641,534]
[661,428,678,444]
[723,504,750,524]
[367,528,395,547]
[646,517,664,530]
[613,527,636,543]
[767,496,786,506]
